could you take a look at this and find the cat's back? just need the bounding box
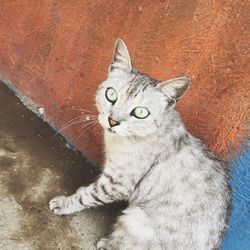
[129,135,230,249]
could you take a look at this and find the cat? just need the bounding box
[49,38,231,250]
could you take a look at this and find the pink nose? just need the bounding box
[108,117,120,127]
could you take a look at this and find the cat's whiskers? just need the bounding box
[62,115,86,126]
[79,119,99,130]
[60,113,97,128]
[52,115,98,138]
[80,117,98,126]
[52,119,86,138]
[63,114,98,127]
[77,120,99,140]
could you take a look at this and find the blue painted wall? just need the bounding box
[222,140,250,250]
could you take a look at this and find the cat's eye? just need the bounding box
[131,107,150,119]
[105,87,118,104]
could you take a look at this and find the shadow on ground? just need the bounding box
[0,82,122,250]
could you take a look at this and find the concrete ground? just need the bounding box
[0,82,121,250]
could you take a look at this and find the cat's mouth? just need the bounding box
[108,128,116,134]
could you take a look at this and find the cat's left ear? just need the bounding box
[109,38,132,74]
[156,77,191,107]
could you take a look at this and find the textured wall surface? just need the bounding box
[0,1,249,248]
[0,0,249,162]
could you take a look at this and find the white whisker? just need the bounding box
[52,119,86,138]
[77,121,99,140]
[52,116,98,138]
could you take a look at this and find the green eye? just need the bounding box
[105,87,118,104]
[131,107,150,119]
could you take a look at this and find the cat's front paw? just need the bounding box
[49,195,78,216]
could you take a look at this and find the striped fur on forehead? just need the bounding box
[126,70,159,98]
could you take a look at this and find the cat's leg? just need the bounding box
[49,171,133,215]
[104,206,155,250]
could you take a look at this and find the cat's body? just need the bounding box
[49,39,231,250]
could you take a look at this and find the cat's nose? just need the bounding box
[108,117,120,127]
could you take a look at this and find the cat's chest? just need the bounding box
[106,148,143,167]
[104,134,161,174]
[105,143,153,175]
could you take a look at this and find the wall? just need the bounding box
[0,0,248,163]
[0,1,249,247]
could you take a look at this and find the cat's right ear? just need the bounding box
[109,38,132,74]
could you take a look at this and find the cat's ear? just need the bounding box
[156,77,191,107]
[109,38,132,73]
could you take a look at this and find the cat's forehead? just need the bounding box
[125,71,159,98]
[105,70,159,97]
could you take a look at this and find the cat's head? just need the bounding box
[96,38,191,137]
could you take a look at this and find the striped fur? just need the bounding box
[49,38,231,250]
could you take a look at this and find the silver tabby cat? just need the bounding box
[49,39,231,250]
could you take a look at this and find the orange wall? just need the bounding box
[0,0,249,164]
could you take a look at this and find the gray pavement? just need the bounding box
[0,82,121,250]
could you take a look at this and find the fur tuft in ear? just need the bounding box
[156,77,191,104]
[109,38,132,73]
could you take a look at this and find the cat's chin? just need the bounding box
[105,128,130,137]
[107,128,116,134]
